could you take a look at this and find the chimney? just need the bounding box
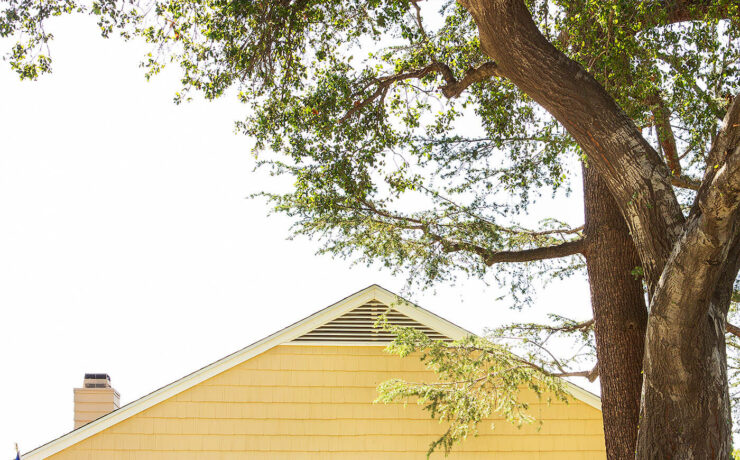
[73,373,120,429]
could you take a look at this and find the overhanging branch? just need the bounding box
[433,235,585,266]
[356,198,584,265]
[482,239,585,266]
[340,65,439,123]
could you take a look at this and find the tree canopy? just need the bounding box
[4,2,736,280]
[3,0,740,457]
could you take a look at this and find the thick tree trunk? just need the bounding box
[583,164,647,460]
[460,0,686,291]
[636,235,740,459]
[637,300,731,458]
[457,2,740,457]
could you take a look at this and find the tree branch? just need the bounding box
[654,51,724,119]
[354,198,585,266]
[440,61,500,98]
[554,364,599,383]
[460,0,686,291]
[703,93,740,182]
[648,92,682,176]
[432,235,585,266]
[671,174,701,191]
[340,65,440,123]
[727,322,740,339]
[447,344,599,383]
[648,94,740,329]
[512,318,594,334]
[340,60,500,122]
[694,93,740,223]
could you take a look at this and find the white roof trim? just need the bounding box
[25,284,600,459]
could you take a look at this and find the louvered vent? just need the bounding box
[292,300,451,343]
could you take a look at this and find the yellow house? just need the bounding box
[25,285,606,459]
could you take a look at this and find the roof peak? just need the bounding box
[24,284,600,459]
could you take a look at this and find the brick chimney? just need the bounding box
[73,373,120,429]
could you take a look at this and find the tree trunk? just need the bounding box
[457,2,740,457]
[583,164,647,459]
[636,235,740,459]
[637,300,731,458]
[460,0,686,291]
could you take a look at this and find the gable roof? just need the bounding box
[25,284,601,459]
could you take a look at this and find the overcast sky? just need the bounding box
[0,16,592,456]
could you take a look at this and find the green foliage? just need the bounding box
[3,0,740,454]
[4,1,737,301]
[376,319,569,456]
[489,315,596,377]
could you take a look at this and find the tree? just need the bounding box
[3,0,739,457]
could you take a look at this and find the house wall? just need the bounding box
[47,345,605,460]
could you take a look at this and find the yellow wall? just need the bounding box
[48,345,605,459]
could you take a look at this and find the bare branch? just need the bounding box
[432,235,585,266]
[440,62,501,98]
[727,322,740,339]
[648,93,682,176]
[671,175,701,191]
[554,364,599,382]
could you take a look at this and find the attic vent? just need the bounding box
[292,300,451,343]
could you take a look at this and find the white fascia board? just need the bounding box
[562,382,602,411]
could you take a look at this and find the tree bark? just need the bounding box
[636,232,740,459]
[583,164,647,460]
[459,0,686,292]
[636,101,740,458]
[458,1,740,457]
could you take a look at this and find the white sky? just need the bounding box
[0,16,593,456]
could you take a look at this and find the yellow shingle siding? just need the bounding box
[48,345,605,459]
